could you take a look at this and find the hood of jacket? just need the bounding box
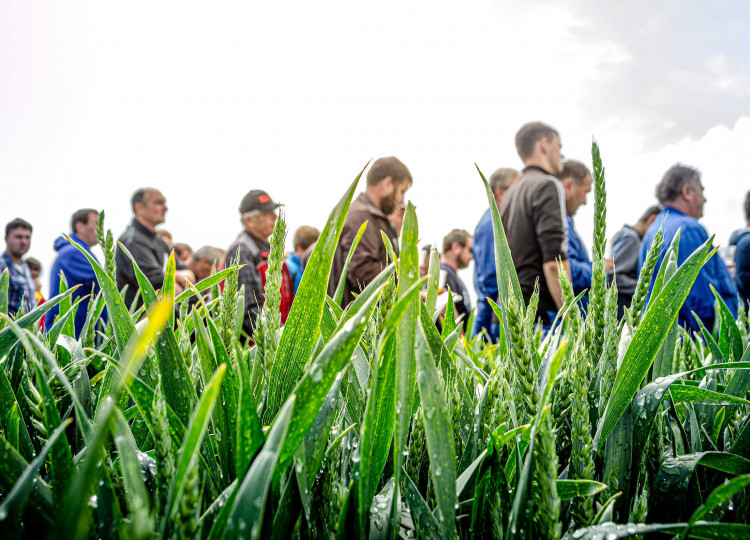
[729,227,750,246]
[53,233,85,252]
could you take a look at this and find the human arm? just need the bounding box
[543,259,570,310]
[535,180,570,310]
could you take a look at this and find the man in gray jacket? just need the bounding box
[226,189,280,339]
[608,205,660,317]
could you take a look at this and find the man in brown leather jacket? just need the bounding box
[329,156,412,306]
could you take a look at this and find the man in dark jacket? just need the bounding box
[46,209,107,336]
[328,156,412,306]
[608,205,660,317]
[116,188,193,309]
[440,229,473,327]
[226,189,280,338]
[500,122,572,326]
[730,190,750,305]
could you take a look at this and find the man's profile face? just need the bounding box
[565,174,593,216]
[380,177,409,216]
[5,227,31,259]
[257,212,278,239]
[458,237,473,269]
[191,258,214,281]
[685,181,706,219]
[547,134,564,175]
[77,212,100,247]
[137,190,168,228]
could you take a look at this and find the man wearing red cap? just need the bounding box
[226,189,280,338]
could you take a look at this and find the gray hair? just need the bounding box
[489,168,519,192]
[192,246,223,264]
[241,210,261,225]
[656,164,702,204]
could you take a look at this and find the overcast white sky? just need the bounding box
[2,1,749,299]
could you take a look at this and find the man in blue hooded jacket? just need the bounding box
[46,209,106,337]
[730,190,750,305]
[639,165,737,332]
[471,167,518,340]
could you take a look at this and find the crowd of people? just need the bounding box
[2,120,749,341]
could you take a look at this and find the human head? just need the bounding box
[71,209,99,247]
[25,257,43,292]
[174,243,192,262]
[239,189,280,240]
[4,218,33,260]
[558,160,593,216]
[293,226,320,256]
[634,205,661,236]
[419,244,433,278]
[188,246,223,282]
[131,188,168,230]
[489,168,519,205]
[442,229,473,270]
[515,122,564,175]
[157,230,174,248]
[365,157,412,215]
[655,164,705,219]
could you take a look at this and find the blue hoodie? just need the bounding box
[45,233,106,337]
[730,227,750,304]
[471,208,500,341]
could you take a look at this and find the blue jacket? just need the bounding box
[45,233,105,337]
[730,227,750,304]
[639,207,738,332]
[285,252,303,293]
[567,215,592,304]
[471,208,499,340]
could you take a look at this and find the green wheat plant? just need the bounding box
[1,144,750,540]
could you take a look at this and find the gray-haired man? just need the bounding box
[226,189,280,338]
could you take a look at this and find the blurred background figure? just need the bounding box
[730,190,750,305]
[175,242,193,262]
[286,226,320,293]
[440,229,473,329]
[329,157,412,306]
[116,188,194,308]
[419,244,432,278]
[0,218,36,317]
[608,205,660,317]
[472,167,519,340]
[157,229,174,250]
[25,256,44,304]
[639,164,737,331]
[46,209,106,337]
[559,160,593,310]
[188,246,224,282]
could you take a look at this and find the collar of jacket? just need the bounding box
[357,193,389,220]
[522,165,555,176]
[131,218,157,238]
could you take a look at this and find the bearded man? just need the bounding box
[328,156,412,306]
